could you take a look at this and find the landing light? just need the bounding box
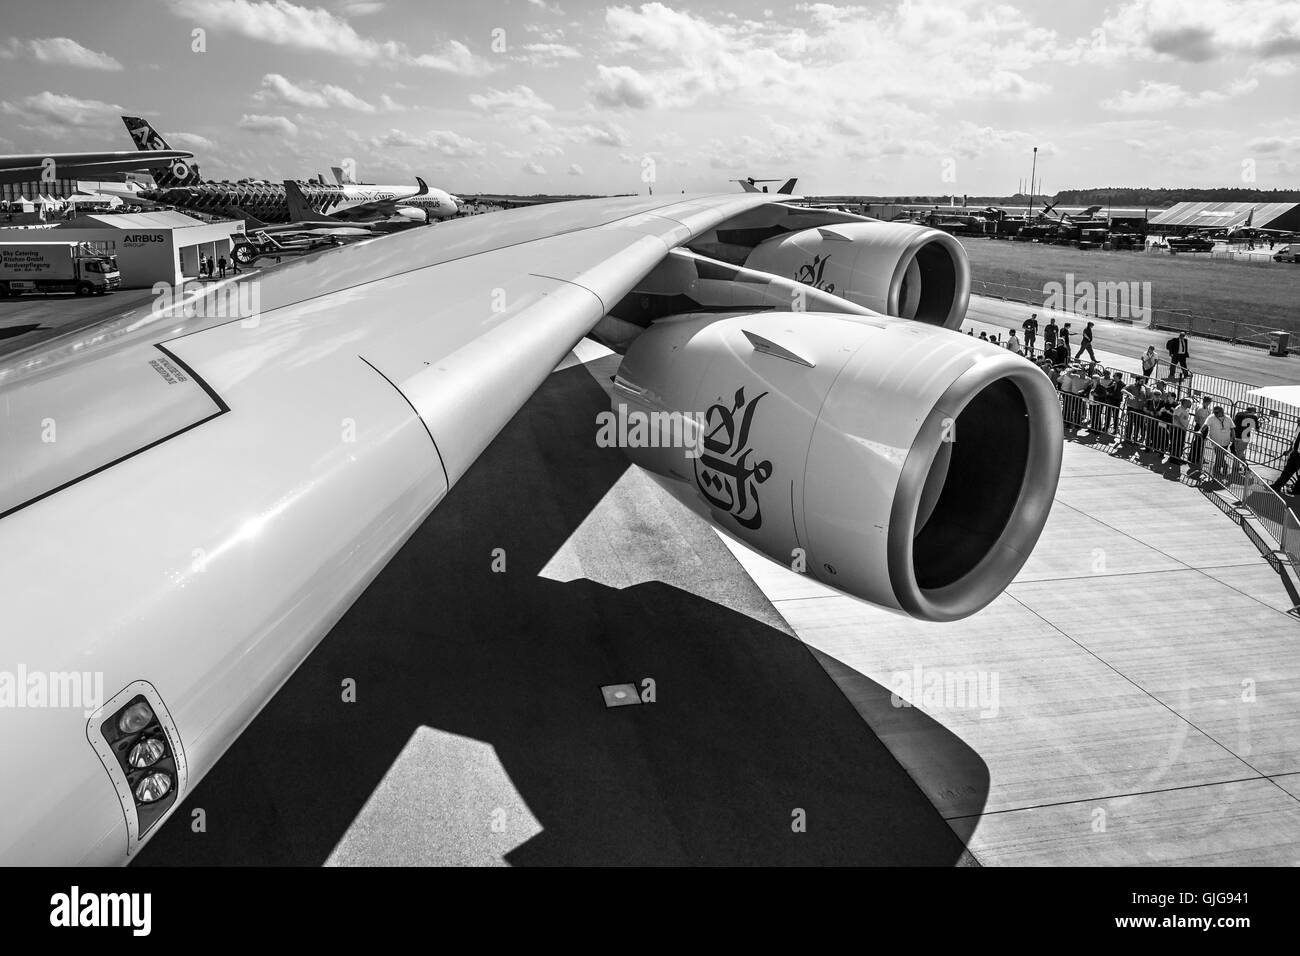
[128,737,166,769]
[118,701,154,735]
[134,772,172,804]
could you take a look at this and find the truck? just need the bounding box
[0,241,121,297]
[1273,243,1300,264]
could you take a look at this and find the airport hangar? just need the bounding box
[1148,200,1300,234]
[0,210,244,288]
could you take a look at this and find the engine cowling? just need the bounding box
[612,310,1062,621]
[742,222,970,329]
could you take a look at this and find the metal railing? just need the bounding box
[1205,439,1296,563]
[1052,384,1300,567]
[1039,360,1299,471]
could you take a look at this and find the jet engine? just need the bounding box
[395,206,428,223]
[742,221,970,329]
[611,310,1061,622]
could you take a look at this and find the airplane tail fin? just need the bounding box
[331,165,357,185]
[283,180,320,222]
[122,115,204,187]
[736,179,760,193]
[777,178,798,194]
[412,176,429,197]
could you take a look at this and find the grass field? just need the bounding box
[959,238,1300,339]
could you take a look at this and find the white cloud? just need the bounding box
[1,37,122,70]
[562,120,632,147]
[1097,0,1300,63]
[1248,134,1300,153]
[255,74,375,111]
[468,85,554,113]
[370,128,484,156]
[587,1,1059,116]
[0,91,124,131]
[169,0,494,73]
[521,42,581,61]
[522,160,546,175]
[1100,78,1258,112]
[567,163,584,175]
[410,39,493,75]
[341,1,385,14]
[168,131,217,150]
[237,113,299,136]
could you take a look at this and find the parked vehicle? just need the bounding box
[1165,236,1214,253]
[1273,243,1300,263]
[0,241,121,296]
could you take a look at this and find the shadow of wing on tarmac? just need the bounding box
[134,362,989,866]
[0,323,41,341]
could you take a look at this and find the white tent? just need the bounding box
[1247,386,1300,408]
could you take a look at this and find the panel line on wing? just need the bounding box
[356,354,450,488]
[529,272,609,314]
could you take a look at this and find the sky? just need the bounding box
[0,0,1298,195]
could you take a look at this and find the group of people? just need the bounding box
[985,312,1193,386]
[1001,313,1099,364]
[967,313,1299,492]
[1052,367,1268,484]
[197,253,236,280]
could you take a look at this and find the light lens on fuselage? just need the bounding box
[118,701,155,735]
[134,773,172,804]
[128,737,167,769]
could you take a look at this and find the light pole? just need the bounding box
[1028,146,1038,220]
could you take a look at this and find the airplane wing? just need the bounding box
[0,191,1063,865]
[0,192,781,862]
[0,150,195,185]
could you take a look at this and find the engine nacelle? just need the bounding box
[742,222,970,329]
[396,205,428,222]
[612,311,1061,621]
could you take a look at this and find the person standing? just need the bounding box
[1202,406,1234,481]
[1154,390,1175,456]
[1076,321,1097,362]
[1141,345,1159,379]
[217,255,228,279]
[1123,375,1148,444]
[1006,330,1023,355]
[1087,372,1106,430]
[1232,406,1261,479]
[1171,398,1192,463]
[1102,371,1124,434]
[1167,332,1190,380]
[1022,313,1039,356]
[1272,428,1300,494]
[1043,317,1059,352]
[1059,322,1072,353]
[1189,396,1213,471]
